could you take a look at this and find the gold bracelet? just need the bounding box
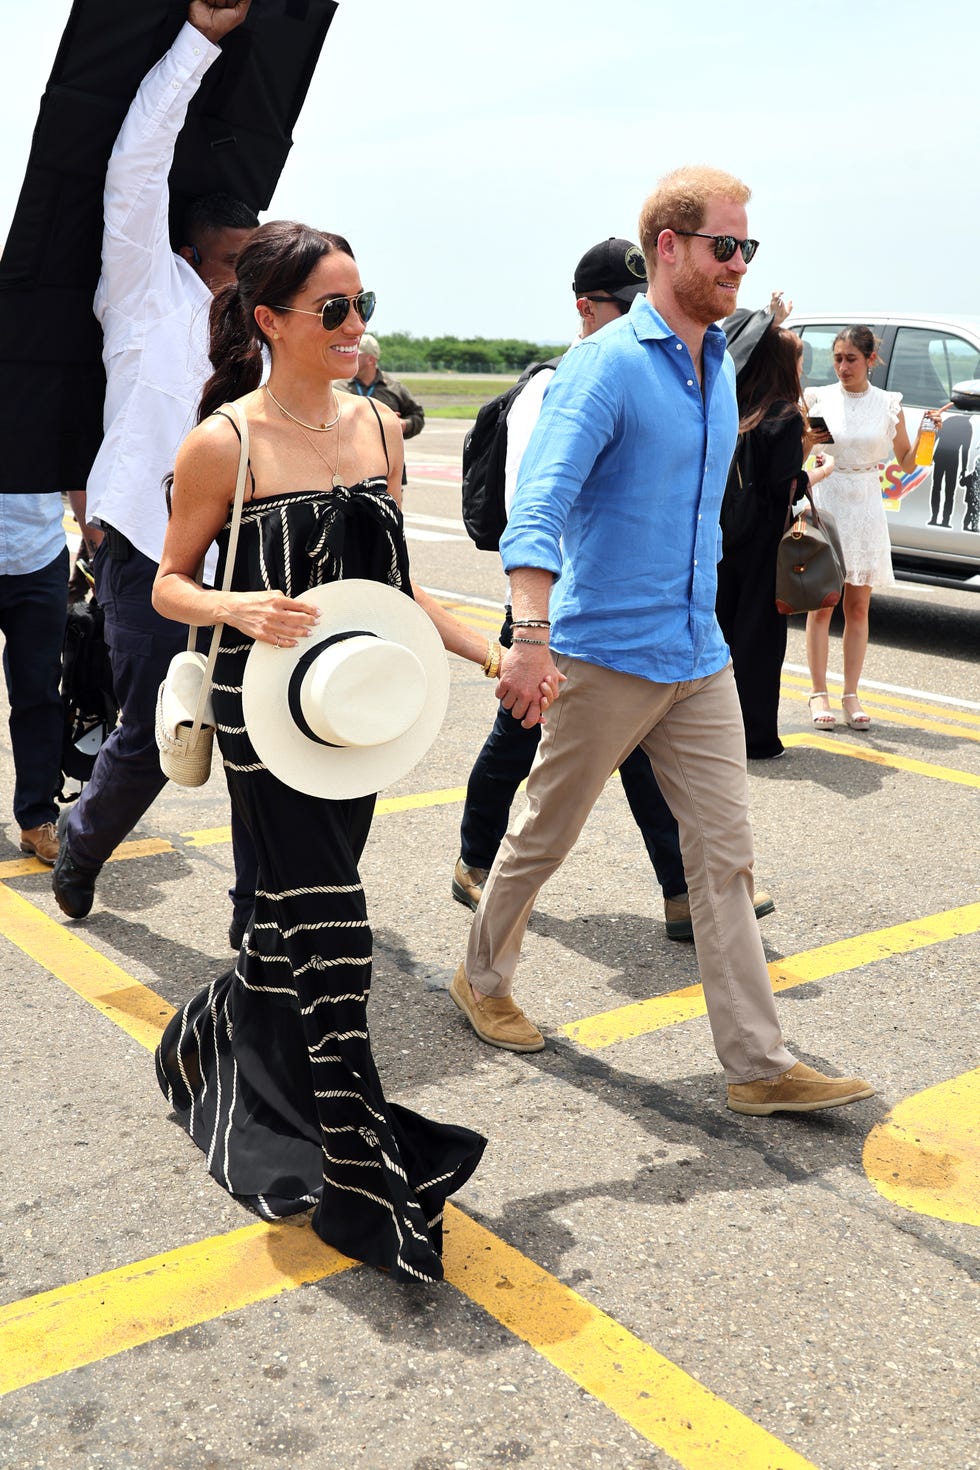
[482,640,501,679]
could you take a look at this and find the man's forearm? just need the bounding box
[508,567,555,623]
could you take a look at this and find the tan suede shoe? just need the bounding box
[727,1061,874,1115]
[449,964,544,1052]
[664,888,775,942]
[19,822,59,865]
[452,858,489,912]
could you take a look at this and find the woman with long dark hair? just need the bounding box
[150,222,525,1282]
[716,325,833,758]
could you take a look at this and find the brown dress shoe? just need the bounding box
[727,1061,874,1115]
[449,964,544,1052]
[19,822,60,865]
[664,888,775,941]
[452,858,489,912]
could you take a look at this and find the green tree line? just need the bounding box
[375,332,563,373]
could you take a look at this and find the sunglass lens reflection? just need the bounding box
[319,292,378,331]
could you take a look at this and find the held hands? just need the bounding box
[188,0,252,43]
[495,641,565,729]
[222,591,320,648]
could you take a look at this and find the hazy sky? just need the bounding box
[2,0,976,343]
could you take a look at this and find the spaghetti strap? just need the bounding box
[365,398,390,473]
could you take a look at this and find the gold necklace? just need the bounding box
[293,414,345,488]
[265,383,341,431]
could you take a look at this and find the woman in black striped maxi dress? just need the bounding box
[151,223,526,1282]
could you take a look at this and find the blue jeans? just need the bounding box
[65,537,257,923]
[459,616,686,898]
[0,546,68,829]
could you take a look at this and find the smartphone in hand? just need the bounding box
[807,414,834,443]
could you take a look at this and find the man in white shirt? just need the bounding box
[53,0,258,939]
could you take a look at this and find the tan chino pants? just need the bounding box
[465,657,795,1083]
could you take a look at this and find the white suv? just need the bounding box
[787,313,980,591]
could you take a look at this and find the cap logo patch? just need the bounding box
[625,246,646,278]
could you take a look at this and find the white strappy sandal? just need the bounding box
[842,693,872,730]
[808,692,837,730]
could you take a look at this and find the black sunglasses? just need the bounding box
[272,290,377,332]
[673,232,759,264]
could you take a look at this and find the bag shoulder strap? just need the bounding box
[184,401,251,736]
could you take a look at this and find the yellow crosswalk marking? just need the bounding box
[0,885,172,1051]
[863,1068,980,1228]
[564,903,980,1049]
[0,1219,354,1396]
[780,733,980,785]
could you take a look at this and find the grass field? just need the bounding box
[399,373,516,419]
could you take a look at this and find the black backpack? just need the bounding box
[719,432,757,556]
[461,357,563,550]
[59,592,118,799]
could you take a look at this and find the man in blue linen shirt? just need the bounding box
[450,165,873,1116]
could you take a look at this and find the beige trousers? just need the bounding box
[465,657,795,1083]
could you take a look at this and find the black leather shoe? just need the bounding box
[51,808,102,919]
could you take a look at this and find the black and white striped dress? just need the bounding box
[156,457,485,1284]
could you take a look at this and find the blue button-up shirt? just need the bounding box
[0,494,66,577]
[500,296,737,684]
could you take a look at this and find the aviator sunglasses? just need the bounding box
[272,290,377,332]
[673,232,759,264]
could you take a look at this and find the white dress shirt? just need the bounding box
[86,23,221,571]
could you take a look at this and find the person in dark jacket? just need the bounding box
[715,318,832,758]
[340,333,424,438]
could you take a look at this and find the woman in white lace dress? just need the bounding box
[803,326,943,730]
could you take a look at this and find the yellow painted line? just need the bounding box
[863,1068,980,1228]
[182,786,472,847]
[180,824,232,848]
[0,1218,355,1396]
[376,785,467,815]
[780,732,980,786]
[0,835,173,881]
[443,1206,817,1470]
[0,1192,812,1468]
[780,672,980,727]
[564,903,980,1049]
[0,851,957,1454]
[781,693,980,743]
[0,885,173,1052]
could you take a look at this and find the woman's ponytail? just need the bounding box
[198,283,263,422]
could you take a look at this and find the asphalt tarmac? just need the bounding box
[1,420,978,1470]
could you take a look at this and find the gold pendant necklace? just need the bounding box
[266,383,341,431]
[295,414,345,488]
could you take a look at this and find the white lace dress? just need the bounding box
[804,382,901,588]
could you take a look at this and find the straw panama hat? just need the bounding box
[242,579,450,799]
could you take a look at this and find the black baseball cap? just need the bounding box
[572,237,648,304]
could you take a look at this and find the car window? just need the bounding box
[796,326,849,388]
[885,327,980,406]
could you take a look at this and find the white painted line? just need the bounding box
[405,529,467,543]
[422,585,506,611]
[404,512,467,531]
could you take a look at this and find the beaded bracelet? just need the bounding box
[512,635,549,646]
